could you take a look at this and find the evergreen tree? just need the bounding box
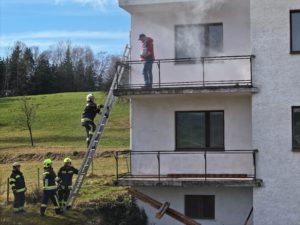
[33,54,52,94]
[0,58,6,96]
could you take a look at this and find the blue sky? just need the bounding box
[0,0,130,57]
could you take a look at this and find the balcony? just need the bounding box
[113,55,258,97]
[114,150,262,187]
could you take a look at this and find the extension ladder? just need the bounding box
[64,44,130,210]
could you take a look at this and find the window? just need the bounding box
[175,111,224,150]
[290,10,300,53]
[175,23,223,58]
[292,107,300,150]
[185,195,215,219]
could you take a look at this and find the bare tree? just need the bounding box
[19,96,37,146]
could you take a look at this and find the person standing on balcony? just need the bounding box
[139,33,155,88]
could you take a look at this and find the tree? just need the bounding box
[32,52,53,94]
[18,96,37,146]
[7,43,23,95]
[19,47,35,95]
[0,58,6,96]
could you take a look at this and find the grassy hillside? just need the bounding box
[0,92,131,225]
[0,92,129,150]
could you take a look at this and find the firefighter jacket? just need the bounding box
[43,167,57,191]
[9,170,26,193]
[141,37,155,61]
[81,102,100,122]
[57,165,78,189]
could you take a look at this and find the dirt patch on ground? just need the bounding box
[0,150,115,164]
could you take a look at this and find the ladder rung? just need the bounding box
[65,44,129,210]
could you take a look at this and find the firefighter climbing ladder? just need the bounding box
[64,44,130,210]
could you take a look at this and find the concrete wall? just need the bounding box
[130,95,253,175]
[136,186,253,225]
[124,0,251,86]
[251,1,300,224]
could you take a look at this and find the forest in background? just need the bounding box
[0,41,120,96]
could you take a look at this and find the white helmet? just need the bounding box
[86,94,95,102]
[12,162,20,167]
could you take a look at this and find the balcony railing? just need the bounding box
[114,150,259,185]
[115,55,254,91]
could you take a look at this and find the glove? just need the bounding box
[97,104,104,109]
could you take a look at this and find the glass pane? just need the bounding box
[176,112,205,149]
[209,112,224,148]
[208,24,223,53]
[293,108,300,148]
[291,12,300,52]
[175,25,204,58]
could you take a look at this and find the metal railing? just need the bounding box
[115,55,254,90]
[114,149,258,183]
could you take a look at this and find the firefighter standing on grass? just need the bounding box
[9,162,26,214]
[81,94,103,147]
[40,159,62,216]
[57,157,78,209]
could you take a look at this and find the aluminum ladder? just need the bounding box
[64,44,130,210]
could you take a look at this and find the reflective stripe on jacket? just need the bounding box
[58,165,78,187]
[9,170,26,192]
[43,168,57,190]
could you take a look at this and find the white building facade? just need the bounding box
[114,0,300,224]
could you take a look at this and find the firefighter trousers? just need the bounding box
[81,120,96,147]
[13,191,25,212]
[58,188,71,207]
[40,189,61,215]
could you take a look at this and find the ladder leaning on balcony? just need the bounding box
[63,44,130,211]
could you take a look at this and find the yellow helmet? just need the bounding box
[43,159,52,168]
[64,157,72,164]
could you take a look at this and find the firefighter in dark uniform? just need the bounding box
[81,93,103,147]
[9,162,26,213]
[40,159,62,216]
[57,157,78,209]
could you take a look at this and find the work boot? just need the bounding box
[55,208,63,215]
[40,207,46,216]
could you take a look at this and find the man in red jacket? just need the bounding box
[139,33,155,88]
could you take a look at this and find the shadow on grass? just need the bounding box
[0,135,85,144]
[1,207,86,225]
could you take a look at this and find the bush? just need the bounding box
[25,186,43,204]
[80,195,148,225]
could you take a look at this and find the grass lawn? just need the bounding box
[0,92,131,224]
[0,92,129,150]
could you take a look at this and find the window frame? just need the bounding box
[185,195,215,220]
[292,106,300,151]
[175,110,225,151]
[290,10,300,54]
[174,23,223,59]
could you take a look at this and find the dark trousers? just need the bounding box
[81,120,96,147]
[143,61,153,87]
[13,192,25,211]
[58,188,71,207]
[40,190,61,215]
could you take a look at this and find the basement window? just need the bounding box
[292,107,300,150]
[290,10,300,53]
[175,23,223,59]
[185,195,215,219]
[175,111,224,150]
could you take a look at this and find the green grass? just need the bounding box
[0,92,129,150]
[0,92,131,224]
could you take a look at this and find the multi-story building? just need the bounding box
[114,0,300,224]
